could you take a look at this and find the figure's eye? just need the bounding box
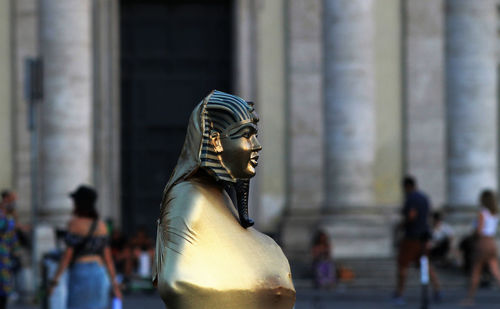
[229,125,257,139]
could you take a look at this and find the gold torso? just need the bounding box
[155,174,296,309]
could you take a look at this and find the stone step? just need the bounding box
[292,258,470,291]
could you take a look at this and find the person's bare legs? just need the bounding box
[429,264,441,291]
[124,247,133,278]
[487,258,500,285]
[462,260,484,305]
[396,263,408,297]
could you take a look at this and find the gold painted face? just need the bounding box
[216,122,262,179]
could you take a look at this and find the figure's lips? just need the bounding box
[250,154,259,167]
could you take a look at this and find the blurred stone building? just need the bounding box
[0,0,498,262]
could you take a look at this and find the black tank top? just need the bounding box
[65,221,108,259]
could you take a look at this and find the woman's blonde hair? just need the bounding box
[480,190,498,215]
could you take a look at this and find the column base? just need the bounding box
[280,206,400,280]
[280,206,400,260]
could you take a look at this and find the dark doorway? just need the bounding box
[120,0,233,237]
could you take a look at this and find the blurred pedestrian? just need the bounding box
[0,191,20,309]
[429,211,454,266]
[49,185,122,308]
[110,229,130,278]
[128,226,154,278]
[393,176,441,305]
[1,191,30,249]
[460,190,500,306]
[311,230,335,289]
[0,191,23,304]
[459,227,477,274]
[0,192,15,217]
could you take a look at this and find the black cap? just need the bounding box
[1,190,11,199]
[69,185,97,203]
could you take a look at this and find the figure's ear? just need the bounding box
[210,131,223,153]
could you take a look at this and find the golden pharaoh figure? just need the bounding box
[153,90,296,309]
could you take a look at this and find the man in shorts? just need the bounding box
[393,176,441,304]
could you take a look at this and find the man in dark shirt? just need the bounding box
[402,184,430,240]
[393,176,441,304]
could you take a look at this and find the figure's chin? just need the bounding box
[240,173,256,179]
[247,166,256,177]
[229,165,256,179]
[238,169,256,179]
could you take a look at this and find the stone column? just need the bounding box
[40,0,93,224]
[446,0,498,207]
[324,0,375,208]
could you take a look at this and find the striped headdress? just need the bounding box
[200,90,257,182]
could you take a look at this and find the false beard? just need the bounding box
[234,179,254,228]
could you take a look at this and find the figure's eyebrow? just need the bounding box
[228,123,257,137]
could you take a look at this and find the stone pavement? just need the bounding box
[9,286,500,309]
[295,288,500,309]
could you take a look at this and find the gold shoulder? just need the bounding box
[160,179,214,223]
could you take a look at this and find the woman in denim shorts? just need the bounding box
[49,185,122,308]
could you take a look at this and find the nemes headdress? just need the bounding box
[200,90,257,182]
[160,90,257,201]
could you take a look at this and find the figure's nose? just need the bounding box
[251,135,262,151]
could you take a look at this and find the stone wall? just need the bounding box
[254,0,287,232]
[404,0,446,208]
[0,0,12,190]
[12,0,40,223]
[374,0,403,206]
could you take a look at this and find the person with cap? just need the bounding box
[49,185,122,308]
